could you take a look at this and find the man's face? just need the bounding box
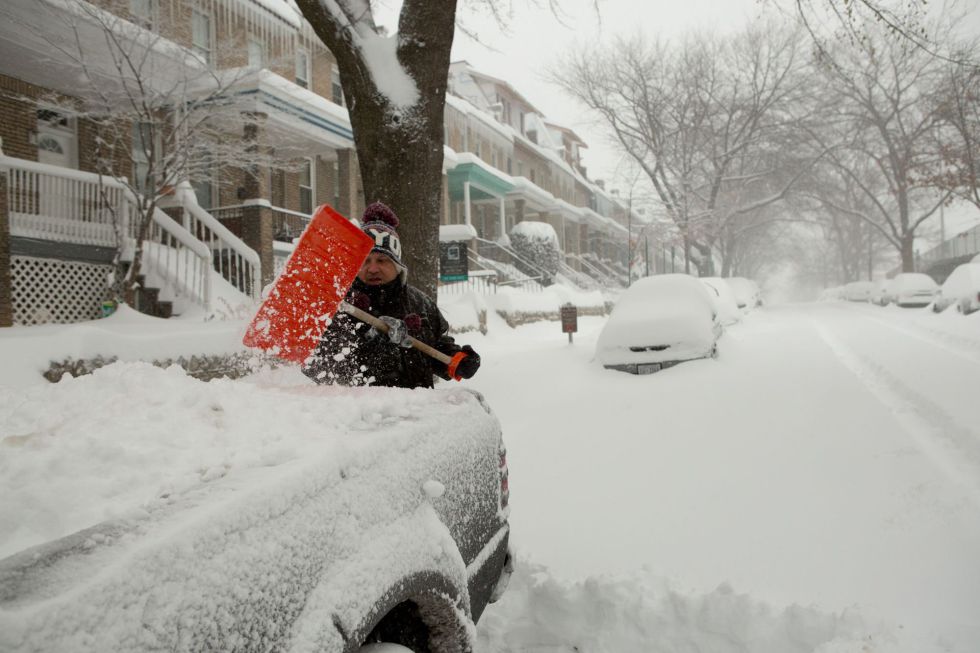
[358,252,400,285]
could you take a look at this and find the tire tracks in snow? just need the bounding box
[852,308,980,367]
[813,321,980,511]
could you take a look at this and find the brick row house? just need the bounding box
[0,0,637,327]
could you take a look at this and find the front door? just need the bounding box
[36,109,79,220]
[36,109,77,169]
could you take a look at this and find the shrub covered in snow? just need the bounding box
[510,220,560,286]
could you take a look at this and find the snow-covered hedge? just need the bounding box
[510,221,560,286]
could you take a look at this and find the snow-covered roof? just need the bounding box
[453,152,516,186]
[449,61,545,116]
[508,176,558,211]
[439,223,478,242]
[220,68,354,149]
[445,94,515,143]
[554,199,585,224]
[544,119,587,146]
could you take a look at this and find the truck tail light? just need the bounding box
[498,446,509,511]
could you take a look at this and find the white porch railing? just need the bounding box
[137,210,213,313]
[1,154,213,313]
[173,182,261,300]
[3,155,121,246]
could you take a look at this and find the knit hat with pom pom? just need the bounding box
[361,201,406,281]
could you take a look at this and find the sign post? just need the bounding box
[439,241,469,283]
[560,303,578,344]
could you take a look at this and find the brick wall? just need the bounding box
[0,74,42,162]
[0,173,11,327]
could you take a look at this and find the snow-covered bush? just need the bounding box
[510,220,560,286]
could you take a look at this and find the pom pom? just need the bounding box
[362,202,399,228]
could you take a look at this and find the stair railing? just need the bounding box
[174,182,261,300]
[137,204,213,313]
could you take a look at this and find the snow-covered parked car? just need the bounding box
[726,277,762,309]
[933,263,980,314]
[700,277,741,325]
[596,274,722,374]
[870,279,893,306]
[843,281,875,302]
[884,272,939,308]
[0,364,512,653]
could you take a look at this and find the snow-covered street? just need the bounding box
[2,300,979,652]
[465,303,980,652]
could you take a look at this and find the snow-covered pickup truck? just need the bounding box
[0,363,512,653]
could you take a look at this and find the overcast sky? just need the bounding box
[376,0,980,196]
[447,0,766,187]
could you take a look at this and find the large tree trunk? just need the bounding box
[900,234,916,272]
[349,94,447,299]
[296,0,458,300]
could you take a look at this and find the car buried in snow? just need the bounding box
[933,263,980,314]
[700,277,742,326]
[596,273,723,375]
[726,276,763,310]
[884,272,940,308]
[843,280,875,302]
[0,387,513,653]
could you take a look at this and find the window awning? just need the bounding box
[447,153,515,201]
[507,176,558,212]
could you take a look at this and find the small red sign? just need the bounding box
[560,304,578,333]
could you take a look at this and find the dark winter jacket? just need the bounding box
[302,278,461,389]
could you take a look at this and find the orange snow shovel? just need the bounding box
[242,204,468,379]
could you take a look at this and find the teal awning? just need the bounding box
[447,162,515,202]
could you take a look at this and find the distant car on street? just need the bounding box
[843,281,875,302]
[885,273,939,308]
[726,277,762,309]
[933,263,980,314]
[870,279,893,306]
[700,277,741,325]
[819,286,844,301]
[596,274,722,375]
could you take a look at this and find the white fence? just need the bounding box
[1,154,213,314]
[919,222,980,265]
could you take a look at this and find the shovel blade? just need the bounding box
[242,205,373,363]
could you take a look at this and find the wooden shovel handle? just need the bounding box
[339,301,466,378]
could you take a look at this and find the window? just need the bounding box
[331,66,344,105]
[132,122,160,197]
[295,49,310,89]
[191,9,212,65]
[37,109,70,129]
[332,161,340,208]
[130,0,156,29]
[191,166,215,209]
[247,37,265,69]
[37,135,64,154]
[299,159,314,215]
